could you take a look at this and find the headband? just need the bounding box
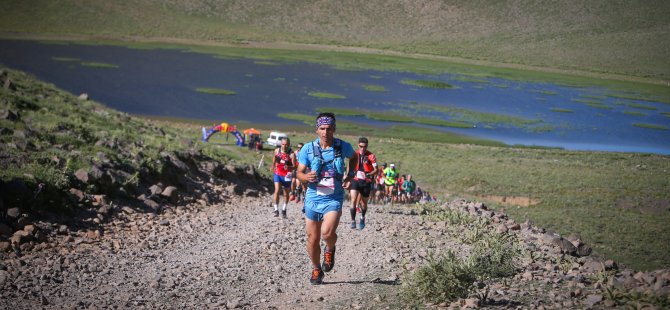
[316,116,335,130]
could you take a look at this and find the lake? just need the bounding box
[1,39,669,154]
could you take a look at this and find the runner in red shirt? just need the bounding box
[347,137,378,229]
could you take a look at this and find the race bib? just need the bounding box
[284,172,292,182]
[280,159,286,164]
[316,169,335,196]
[356,171,366,180]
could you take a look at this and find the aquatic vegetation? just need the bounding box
[401,79,453,89]
[254,60,279,66]
[530,89,558,95]
[80,62,119,69]
[551,108,574,113]
[308,91,346,99]
[195,87,237,95]
[51,57,80,62]
[362,84,388,92]
[633,123,669,130]
[624,111,647,116]
[627,103,658,110]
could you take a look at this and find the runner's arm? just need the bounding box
[296,163,316,183]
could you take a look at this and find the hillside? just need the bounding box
[1,0,669,80]
[1,68,669,308]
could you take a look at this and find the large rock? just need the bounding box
[553,237,577,255]
[74,169,90,184]
[161,186,179,204]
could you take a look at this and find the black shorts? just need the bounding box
[351,179,372,198]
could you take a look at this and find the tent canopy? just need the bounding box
[243,128,261,135]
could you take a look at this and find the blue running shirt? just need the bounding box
[298,138,354,210]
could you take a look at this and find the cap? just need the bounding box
[390,163,395,167]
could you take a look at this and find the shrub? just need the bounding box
[402,251,476,305]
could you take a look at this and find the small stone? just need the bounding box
[74,169,89,184]
[584,294,602,307]
[7,207,20,219]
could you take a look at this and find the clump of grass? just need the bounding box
[550,108,574,113]
[362,84,388,92]
[51,57,80,62]
[81,62,119,69]
[530,89,557,95]
[627,103,658,110]
[623,111,647,116]
[662,112,670,118]
[253,60,279,66]
[307,91,346,99]
[633,123,669,130]
[401,79,453,89]
[401,251,476,305]
[404,206,520,305]
[195,87,237,95]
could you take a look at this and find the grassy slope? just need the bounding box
[277,132,670,272]
[1,0,669,80]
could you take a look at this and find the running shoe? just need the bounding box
[350,221,356,229]
[356,206,361,213]
[359,218,366,230]
[322,246,336,272]
[310,267,324,285]
[274,210,279,217]
[282,210,287,219]
[289,194,295,202]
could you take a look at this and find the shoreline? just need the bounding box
[2,32,669,87]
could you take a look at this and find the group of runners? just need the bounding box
[268,112,434,285]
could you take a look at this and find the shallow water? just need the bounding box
[1,39,668,154]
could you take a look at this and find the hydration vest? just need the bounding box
[311,139,343,181]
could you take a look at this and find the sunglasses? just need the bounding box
[358,144,367,148]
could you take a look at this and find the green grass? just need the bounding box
[307,91,346,99]
[80,62,119,69]
[401,79,454,89]
[362,84,388,92]
[195,87,237,95]
[409,103,544,130]
[633,123,669,130]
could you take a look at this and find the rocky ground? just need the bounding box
[2,190,669,309]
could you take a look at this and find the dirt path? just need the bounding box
[0,193,435,309]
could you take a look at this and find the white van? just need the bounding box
[266,131,288,147]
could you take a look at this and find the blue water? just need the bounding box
[1,39,669,155]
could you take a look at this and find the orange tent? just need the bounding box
[243,128,261,135]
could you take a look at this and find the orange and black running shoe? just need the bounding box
[322,246,336,272]
[310,267,324,285]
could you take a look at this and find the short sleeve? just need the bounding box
[341,140,355,159]
[298,143,311,166]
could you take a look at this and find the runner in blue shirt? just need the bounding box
[296,112,355,285]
